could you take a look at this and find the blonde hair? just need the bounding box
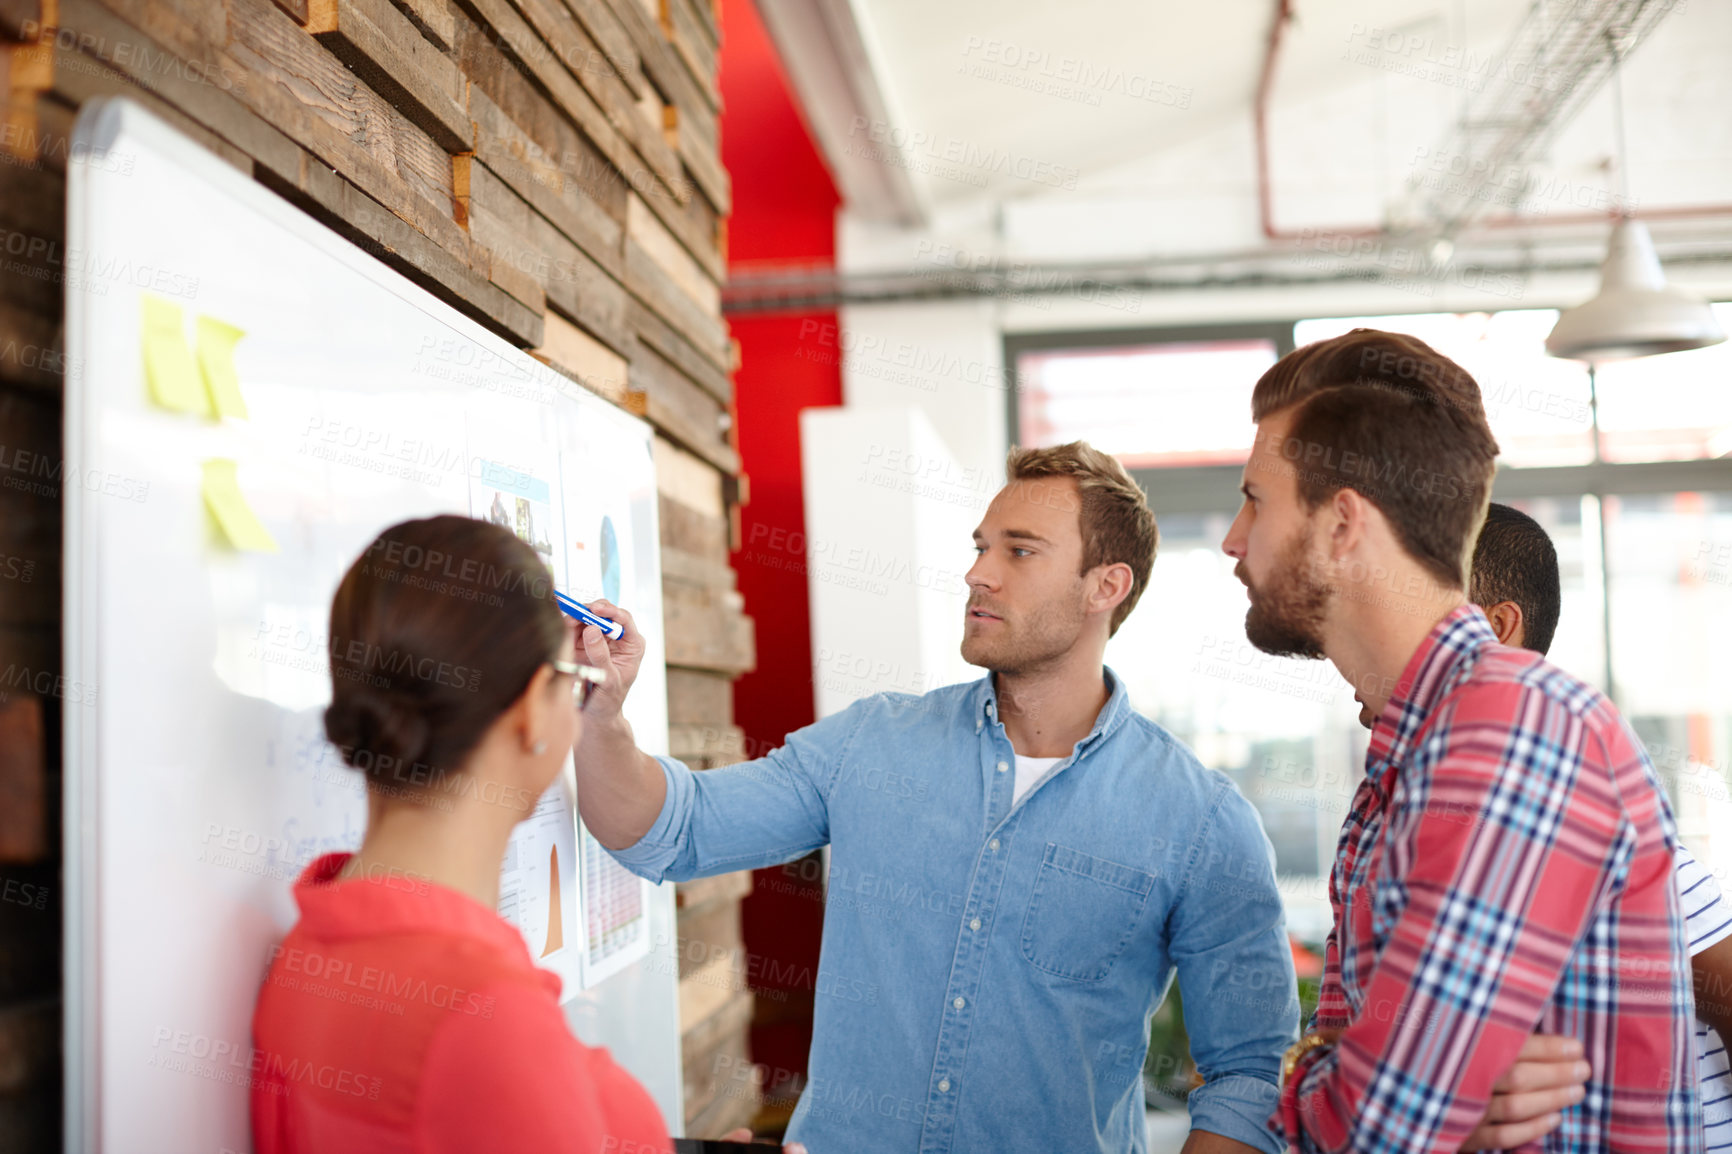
[1005,441,1158,636]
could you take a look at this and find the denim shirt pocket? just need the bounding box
[1020,843,1156,983]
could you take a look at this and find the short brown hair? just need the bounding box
[1251,328,1490,428]
[1005,441,1157,635]
[1249,330,1500,591]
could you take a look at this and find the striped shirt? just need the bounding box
[1277,606,1702,1152]
[1678,843,1732,1151]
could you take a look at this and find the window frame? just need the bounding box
[1003,320,1732,517]
[1003,317,1732,702]
[1002,321,1297,487]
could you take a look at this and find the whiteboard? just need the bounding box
[64,98,683,1152]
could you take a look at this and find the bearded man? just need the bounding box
[1223,330,1701,1153]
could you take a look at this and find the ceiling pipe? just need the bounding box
[1474,201,1732,231]
[729,0,1732,314]
[1254,0,1379,241]
[720,243,1732,314]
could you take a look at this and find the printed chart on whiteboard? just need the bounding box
[581,828,651,985]
[560,447,656,987]
[466,446,584,996]
[498,788,578,975]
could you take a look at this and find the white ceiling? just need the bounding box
[839,0,1537,211]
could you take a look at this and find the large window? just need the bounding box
[1294,311,1596,467]
[1016,337,1281,467]
[1010,313,1732,930]
[1105,510,1361,941]
[1595,308,1732,462]
[1605,491,1732,860]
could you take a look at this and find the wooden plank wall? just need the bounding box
[0,0,759,1140]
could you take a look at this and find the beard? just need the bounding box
[1238,526,1330,659]
[960,592,1085,676]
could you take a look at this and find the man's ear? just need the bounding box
[1484,600,1526,648]
[1326,486,1371,561]
[1088,561,1134,619]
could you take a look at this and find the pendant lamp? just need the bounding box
[1545,30,1725,361]
[1545,216,1726,360]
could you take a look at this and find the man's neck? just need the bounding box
[993,648,1111,759]
[1324,577,1466,722]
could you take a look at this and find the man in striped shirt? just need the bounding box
[1460,501,1732,1151]
[1222,329,1702,1152]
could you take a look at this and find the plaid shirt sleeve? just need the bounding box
[1278,676,1679,1153]
[1307,782,1371,1037]
[1307,931,1351,1034]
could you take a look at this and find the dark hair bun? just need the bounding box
[324,689,432,773]
[320,516,566,797]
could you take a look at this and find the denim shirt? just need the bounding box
[610,669,1297,1154]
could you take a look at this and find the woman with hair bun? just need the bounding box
[249,515,669,1154]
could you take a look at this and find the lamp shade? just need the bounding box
[1545,217,1726,360]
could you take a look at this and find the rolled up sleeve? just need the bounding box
[1189,1074,1285,1154]
[605,702,866,884]
[603,756,691,882]
[1170,783,1298,1154]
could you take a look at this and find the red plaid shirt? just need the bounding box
[1277,606,1701,1153]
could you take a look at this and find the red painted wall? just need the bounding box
[719,0,841,1108]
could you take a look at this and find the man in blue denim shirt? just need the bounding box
[572,442,1298,1153]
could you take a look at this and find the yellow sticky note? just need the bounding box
[201,459,279,553]
[196,316,248,419]
[141,295,210,416]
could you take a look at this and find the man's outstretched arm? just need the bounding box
[572,599,843,882]
[570,601,670,850]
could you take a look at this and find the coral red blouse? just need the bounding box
[251,853,671,1154]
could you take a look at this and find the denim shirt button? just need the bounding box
[988,839,1000,851]
[969,917,981,931]
[953,996,965,1009]
[995,760,1007,773]
[938,1079,951,1092]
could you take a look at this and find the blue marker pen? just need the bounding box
[554,589,625,640]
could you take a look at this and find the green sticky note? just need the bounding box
[201,459,278,553]
[196,316,248,420]
[141,295,210,416]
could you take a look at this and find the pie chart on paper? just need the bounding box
[599,515,621,604]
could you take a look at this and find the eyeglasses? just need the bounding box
[550,660,608,710]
